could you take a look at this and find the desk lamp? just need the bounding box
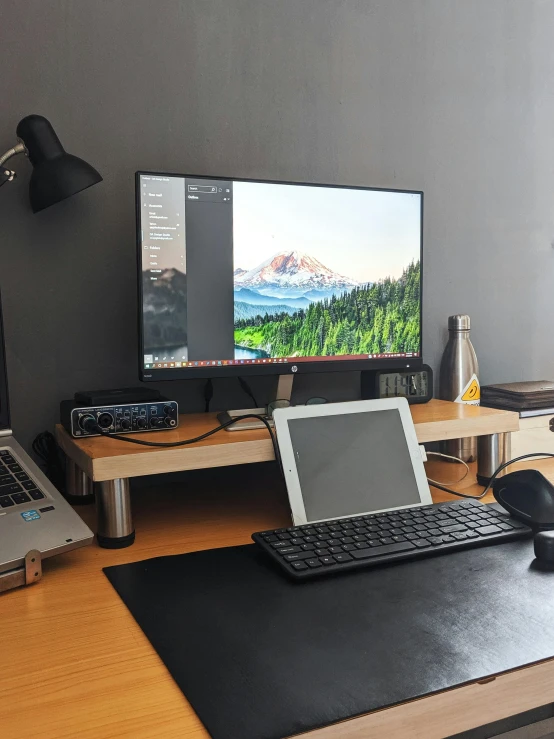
[0,115,102,212]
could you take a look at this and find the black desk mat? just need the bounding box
[104,540,554,739]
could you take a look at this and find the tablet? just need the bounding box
[272,398,432,526]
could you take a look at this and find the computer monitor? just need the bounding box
[137,173,423,382]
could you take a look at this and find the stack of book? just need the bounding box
[481,381,554,418]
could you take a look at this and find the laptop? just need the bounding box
[0,296,93,582]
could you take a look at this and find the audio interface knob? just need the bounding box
[120,418,131,431]
[136,416,147,429]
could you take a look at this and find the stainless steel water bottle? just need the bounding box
[439,315,480,462]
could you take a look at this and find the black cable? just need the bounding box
[88,414,283,473]
[32,431,66,492]
[237,377,259,408]
[203,378,213,413]
[428,452,554,500]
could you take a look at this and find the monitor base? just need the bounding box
[218,375,294,431]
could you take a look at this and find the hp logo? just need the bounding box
[291,365,298,373]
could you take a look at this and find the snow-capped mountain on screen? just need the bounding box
[234,250,358,298]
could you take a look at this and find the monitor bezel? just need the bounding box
[0,292,11,430]
[136,171,424,382]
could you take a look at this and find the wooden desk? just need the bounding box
[2,459,554,739]
[55,400,519,546]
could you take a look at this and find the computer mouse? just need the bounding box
[493,469,554,529]
[534,530,554,564]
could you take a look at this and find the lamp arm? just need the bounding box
[0,142,26,168]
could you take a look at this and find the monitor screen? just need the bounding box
[137,173,422,380]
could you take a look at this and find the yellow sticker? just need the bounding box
[455,374,480,405]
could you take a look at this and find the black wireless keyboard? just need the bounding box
[252,499,532,580]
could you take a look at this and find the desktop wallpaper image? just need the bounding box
[232,182,421,359]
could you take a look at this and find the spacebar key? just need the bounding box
[351,541,416,559]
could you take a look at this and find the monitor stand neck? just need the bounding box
[217,374,294,431]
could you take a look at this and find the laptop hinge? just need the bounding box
[0,428,12,438]
[0,550,42,594]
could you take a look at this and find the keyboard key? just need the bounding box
[465,530,479,538]
[315,548,330,556]
[441,535,455,543]
[320,556,334,565]
[442,524,467,534]
[327,539,341,547]
[263,535,278,543]
[7,464,22,473]
[427,528,442,537]
[380,537,394,545]
[413,538,431,548]
[291,561,308,571]
[333,553,353,563]
[279,546,301,555]
[391,535,407,543]
[14,472,30,482]
[289,538,304,546]
[0,496,14,507]
[277,533,290,541]
[272,541,291,549]
[11,492,31,504]
[29,489,45,500]
[428,536,444,546]
[352,541,416,559]
[476,525,502,536]
[306,559,322,568]
[405,533,419,540]
[0,474,14,486]
[301,543,315,551]
[284,552,312,562]
[342,544,356,551]
[329,546,342,554]
[340,536,354,544]
[452,532,469,541]
[390,528,403,536]
[355,542,368,549]
[0,482,21,495]
[1,455,15,464]
[304,536,317,543]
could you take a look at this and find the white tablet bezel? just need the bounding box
[273,398,432,526]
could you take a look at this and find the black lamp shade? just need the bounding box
[16,115,102,213]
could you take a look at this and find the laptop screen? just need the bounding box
[0,295,10,430]
[287,409,423,522]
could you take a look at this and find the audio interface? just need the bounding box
[60,399,179,438]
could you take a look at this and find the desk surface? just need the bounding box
[55,400,519,481]
[2,459,553,739]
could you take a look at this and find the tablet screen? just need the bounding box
[287,409,423,522]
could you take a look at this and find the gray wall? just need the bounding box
[2,0,554,451]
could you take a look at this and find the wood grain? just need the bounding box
[55,400,519,481]
[1,459,553,739]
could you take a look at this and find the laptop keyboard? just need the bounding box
[0,450,46,509]
[252,499,532,579]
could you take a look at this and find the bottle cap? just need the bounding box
[448,314,471,330]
